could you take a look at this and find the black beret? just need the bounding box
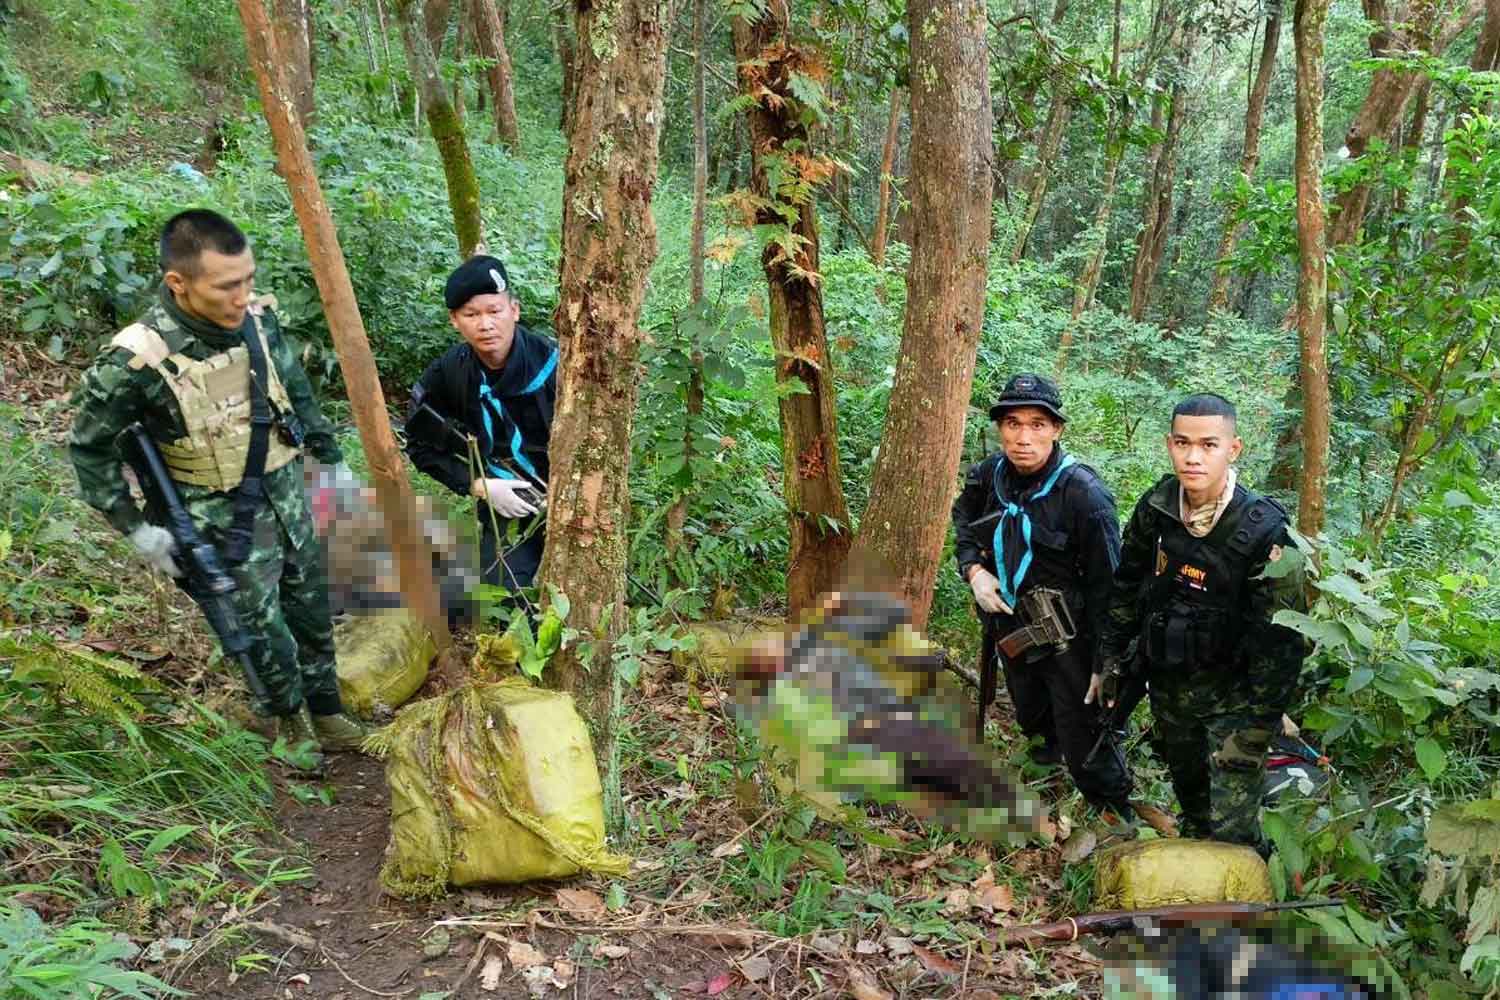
[444,255,513,310]
[989,372,1066,423]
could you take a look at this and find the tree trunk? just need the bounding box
[394,0,484,258]
[1128,23,1197,322]
[1208,5,1282,313]
[665,0,709,565]
[237,0,452,661]
[470,0,521,151]
[870,86,903,269]
[272,0,316,127]
[851,0,992,627]
[539,0,670,789]
[1327,0,1440,247]
[1293,0,1331,535]
[732,0,853,617]
[553,0,577,135]
[424,0,451,56]
[1010,80,1072,264]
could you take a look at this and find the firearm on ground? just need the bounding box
[996,898,1343,947]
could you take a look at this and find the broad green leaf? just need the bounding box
[144,824,198,859]
[1415,737,1447,780]
[1426,799,1500,859]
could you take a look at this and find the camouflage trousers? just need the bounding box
[184,461,342,718]
[1147,668,1277,848]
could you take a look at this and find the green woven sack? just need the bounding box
[372,679,630,897]
[334,610,433,720]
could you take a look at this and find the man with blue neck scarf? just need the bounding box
[952,373,1133,815]
[405,255,557,597]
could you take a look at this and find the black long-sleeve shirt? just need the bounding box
[951,447,1122,644]
[404,325,557,497]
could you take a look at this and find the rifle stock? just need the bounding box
[116,423,272,707]
[996,898,1343,947]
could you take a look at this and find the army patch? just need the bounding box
[1174,561,1209,592]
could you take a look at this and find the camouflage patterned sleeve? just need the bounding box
[1098,490,1156,663]
[265,312,343,465]
[1241,526,1308,718]
[68,351,150,535]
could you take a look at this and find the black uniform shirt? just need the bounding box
[951,446,1122,640]
[405,324,558,497]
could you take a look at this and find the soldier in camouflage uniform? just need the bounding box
[69,209,369,765]
[1093,394,1307,848]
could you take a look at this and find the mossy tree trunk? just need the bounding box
[538,0,671,792]
[237,0,453,660]
[731,0,853,618]
[395,0,484,258]
[470,0,521,151]
[1293,0,1331,536]
[850,0,992,627]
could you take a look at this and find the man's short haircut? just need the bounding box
[1172,393,1238,430]
[159,209,248,276]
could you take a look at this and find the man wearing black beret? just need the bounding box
[405,255,557,598]
[951,373,1134,817]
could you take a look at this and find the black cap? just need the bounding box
[444,255,512,310]
[989,373,1066,423]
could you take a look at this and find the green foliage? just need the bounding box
[0,32,36,146]
[0,903,178,999]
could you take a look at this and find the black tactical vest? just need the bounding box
[1141,482,1288,671]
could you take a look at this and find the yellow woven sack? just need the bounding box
[334,610,433,720]
[1095,838,1274,909]
[373,679,630,897]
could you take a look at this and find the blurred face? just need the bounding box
[164,247,256,330]
[998,406,1062,475]
[451,292,521,369]
[1167,414,1243,501]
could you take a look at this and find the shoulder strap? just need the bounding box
[1225,490,1288,562]
[111,323,173,372]
[219,323,277,565]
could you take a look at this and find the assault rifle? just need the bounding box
[116,423,271,706]
[996,898,1343,947]
[1083,667,1148,770]
[405,401,546,509]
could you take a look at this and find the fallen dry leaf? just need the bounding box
[285,973,310,986]
[479,954,504,991]
[1132,800,1179,837]
[883,936,914,957]
[695,928,754,950]
[942,887,972,915]
[552,959,575,988]
[976,882,1016,913]
[854,939,881,956]
[508,940,547,970]
[1055,814,1074,842]
[706,970,734,995]
[710,839,745,859]
[912,945,962,977]
[1060,829,1098,864]
[555,888,606,921]
[846,965,894,1000]
[593,942,631,960]
[738,955,771,982]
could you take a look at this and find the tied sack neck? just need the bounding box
[1180,466,1237,538]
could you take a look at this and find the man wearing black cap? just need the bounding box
[951,373,1133,815]
[405,256,557,596]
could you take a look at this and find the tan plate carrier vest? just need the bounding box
[111,298,302,492]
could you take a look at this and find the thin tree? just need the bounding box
[236,0,452,656]
[1010,0,1075,264]
[870,86,903,269]
[731,0,853,617]
[1207,4,1283,313]
[1293,0,1331,535]
[470,0,521,151]
[393,0,484,257]
[552,0,577,135]
[536,0,671,788]
[665,0,709,565]
[273,0,316,127]
[851,0,992,626]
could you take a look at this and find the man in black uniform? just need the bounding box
[1093,393,1307,846]
[405,255,557,595]
[952,374,1132,814]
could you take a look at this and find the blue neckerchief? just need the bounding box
[477,347,557,482]
[991,452,1076,608]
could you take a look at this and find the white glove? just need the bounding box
[473,477,538,519]
[967,567,1012,615]
[129,523,182,577]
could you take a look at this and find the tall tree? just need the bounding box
[1293,0,1331,535]
[470,0,521,151]
[851,0,992,626]
[552,0,577,135]
[665,0,709,564]
[1010,0,1075,264]
[272,0,316,127]
[1127,21,1198,321]
[870,86,903,269]
[537,0,670,783]
[1207,4,1283,313]
[393,0,484,257]
[237,0,452,658]
[732,0,853,617]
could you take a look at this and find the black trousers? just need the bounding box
[478,509,545,594]
[1002,641,1133,807]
